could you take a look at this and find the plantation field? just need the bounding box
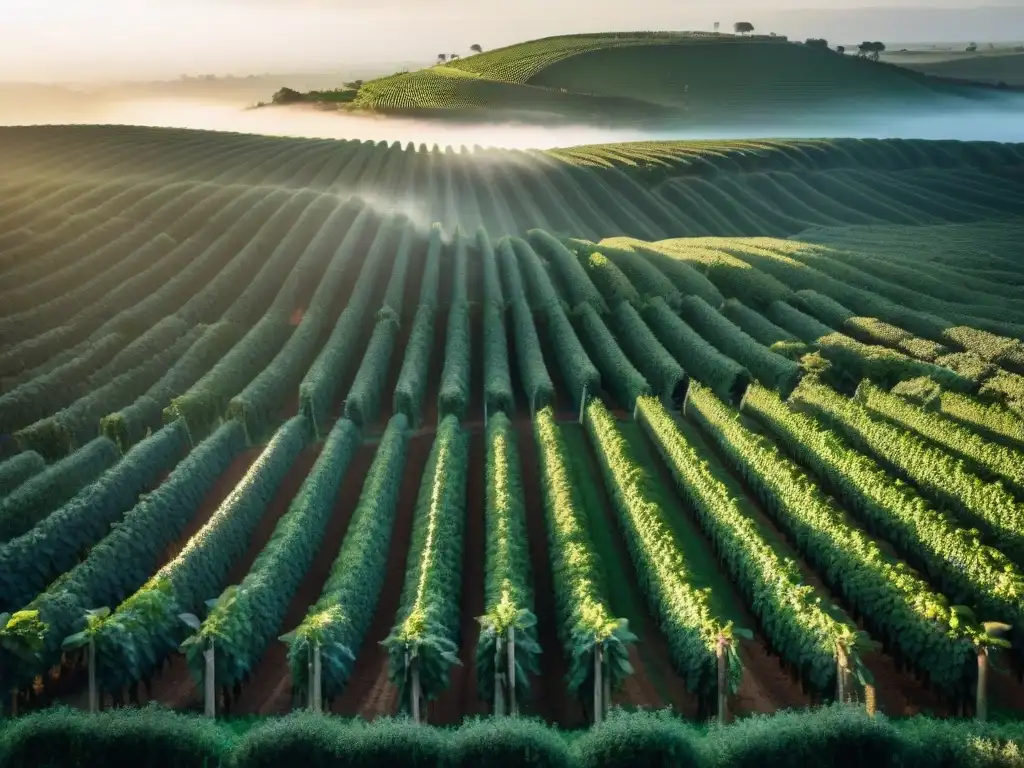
[1,125,1023,729]
[886,50,1024,87]
[339,33,1019,123]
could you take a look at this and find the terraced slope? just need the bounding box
[0,126,1023,725]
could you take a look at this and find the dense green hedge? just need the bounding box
[2,705,1024,768]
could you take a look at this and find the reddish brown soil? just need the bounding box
[428,427,486,725]
[514,420,583,726]
[333,433,434,719]
[147,443,324,711]
[228,440,376,715]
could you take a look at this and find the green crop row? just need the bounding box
[574,303,650,410]
[585,399,725,698]
[92,416,309,693]
[286,414,408,701]
[439,301,472,420]
[185,419,362,689]
[393,305,436,426]
[345,310,401,428]
[744,384,1024,652]
[856,380,1024,495]
[794,379,1024,568]
[636,395,850,699]
[384,414,468,708]
[643,297,749,405]
[511,298,555,413]
[528,229,608,314]
[0,451,44,500]
[0,422,187,614]
[0,436,120,542]
[483,302,514,417]
[533,407,633,696]
[689,385,977,696]
[0,420,241,689]
[477,413,539,705]
[892,378,1024,449]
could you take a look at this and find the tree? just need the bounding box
[805,38,830,49]
[714,21,720,33]
[470,43,483,53]
[437,53,447,64]
[857,41,885,61]
[450,53,460,61]
[966,43,978,52]
[734,21,754,35]
[837,45,846,54]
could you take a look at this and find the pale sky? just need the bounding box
[1,0,1022,82]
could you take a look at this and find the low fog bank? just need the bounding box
[2,92,1023,150]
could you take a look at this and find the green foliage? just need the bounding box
[610,302,687,405]
[480,229,504,307]
[894,379,1024,449]
[0,422,187,614]
[300,217,399,434]
[510,298,555,412]
[185,419,362,688]
[857,380,1024,495]
[744,384,1024,651]
[792,289,856,328]
[345,311,401,428]
[15,327,201,460]
[533,407,634,696]
[0,420,241,686]
[586,399,725,698]
[0,451,45,500]
[477,414,539,704]
[579,250,641,309]
[513,237,562,310]
[574,303,650,410]
[484,302,514,417]
[766,300,835,342]
[384,416,467,707]
[528,229,608,314]
[643,296,750,405]
[439,301,472,420]
[574,709,702,768]
[543,301,601,408]
[0,437,120,542]
[93,416,309,693]
[586,241,683,309]
[690,385,976,696]
[0,707,231,768]
[679,295,802,397]
[394,305,436,426]
[705,704,903,768]
[719,298,797,347]
[102,321,245,451]
[287,414,408,700]
[795,378,1024,568]
[815,332,974,393]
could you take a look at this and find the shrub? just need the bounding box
[451,718,571,768]
[574,709,704,768]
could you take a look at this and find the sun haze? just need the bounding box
[2,0,1022,82]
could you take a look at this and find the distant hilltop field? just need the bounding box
[273,32,1024,125]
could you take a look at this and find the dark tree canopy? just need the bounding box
[734,21,754,34]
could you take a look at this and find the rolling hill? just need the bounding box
[339,32,1018,125]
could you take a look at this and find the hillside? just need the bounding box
[1,125,1024,734]
[338,32,1016,125]
[890,50,1024,87]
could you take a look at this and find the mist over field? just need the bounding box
[3,91,1023,149]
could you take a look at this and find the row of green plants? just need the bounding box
[285,414,409,704]
[792,378,1024,569]
[532,407,633,717]
[89,416,310,695]
[742,384,1024,655]
[183,417,363,692]
[384,415,468,716]
[855,380,1024,495]
[0,420,242,690]
[0,421,188,614]
[635,395,857,701]
[394,225,444,425]
[891,377,1024,449]
[688,384,979,697]
[476,413,539,713]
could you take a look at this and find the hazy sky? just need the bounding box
[2,0,1022,82]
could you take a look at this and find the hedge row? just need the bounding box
[3,705,1024,768]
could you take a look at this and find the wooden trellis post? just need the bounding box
[593,646,604,725]
[204,640,216,718]
[717,637,729,726]
[88,637,98,714]
[507,626,517,716]
[579,385,588,424]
